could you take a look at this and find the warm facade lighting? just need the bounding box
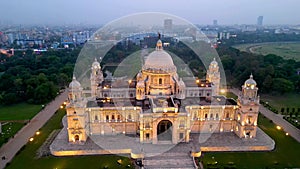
[286,132,289,136]
[276,126,281,130]
[36,131,40,135]
[29,137,34,142]
[220,89,226,94]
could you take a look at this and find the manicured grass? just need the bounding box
[6,109,134,169]
[0,103,42,121]
[233,42,300,61]
[261,93,300,111]
[201,114,300,169]
[223,92,238,100]
[0,122,25,147]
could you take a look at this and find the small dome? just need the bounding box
[210,58,218,67]
[92,58,101,69]
[244,74,257,88]
[69,76,81,88]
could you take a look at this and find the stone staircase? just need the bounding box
[143,143,196,169]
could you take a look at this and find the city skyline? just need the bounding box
[1,0,300,25]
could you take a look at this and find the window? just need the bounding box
[207,93,210,96]
[106,115,109,121]
[226,113,230,119]
[216,114,219,119]
[146,133,150,140]
[112,115,115,121]
[180,133,184,139]
[159,78,162,85]
[117,115,120,121]
[145,122,150,128]
[128,114,132,121]
[210,113,213,119]
[205,114,208,119]
[247,116,252,124]
[95,115,98,121]
[74,111,76,114]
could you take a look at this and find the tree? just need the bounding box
[262,75,273,92]
[272,78,294,94]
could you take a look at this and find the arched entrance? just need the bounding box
[74,135,79,141]
[157,120,172,141]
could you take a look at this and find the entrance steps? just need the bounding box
[143,143,196,169]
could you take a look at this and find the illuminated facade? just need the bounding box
[66,40,259,144]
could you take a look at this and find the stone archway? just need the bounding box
[74,135,79,141]
[157,120,172,141]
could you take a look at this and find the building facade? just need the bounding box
[66,40,260,144]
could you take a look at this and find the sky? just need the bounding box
[1,0,300,25]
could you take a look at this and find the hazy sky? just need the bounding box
[1,0,300,25]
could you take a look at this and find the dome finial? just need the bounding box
[250,73,253,79]
[156,32,163,50]
[72,74,76,80]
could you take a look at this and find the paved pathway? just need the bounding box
[230,88,300,143]
[0,91,68,169]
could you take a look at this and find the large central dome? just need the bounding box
[143,40,176,73]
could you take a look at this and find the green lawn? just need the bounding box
[5,109,134,169]
[222,92,238,100]
[0,103,42,121]
[0,122,25,147]
[233,42,300,61]
[202,114,300,169]
[261,93,300,112]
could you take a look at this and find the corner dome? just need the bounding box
[92,58,101,69]
[69,76,81,88]
[210,58,218,67]
[244,74,257,88]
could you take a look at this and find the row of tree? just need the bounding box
[0,48,79,105]
[217,46,300,94]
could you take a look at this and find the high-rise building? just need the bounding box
[213,19,218,26]
[164,19,172,31]
[257,16,263,26]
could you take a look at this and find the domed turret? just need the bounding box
[210,58,218,67]
[92,58,101,69]
[68,75,83,102]
[69,76,81,89]
[244,74,257,89]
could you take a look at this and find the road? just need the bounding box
[230,88,300,143]
[0,91,68,169]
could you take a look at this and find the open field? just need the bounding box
[0,103,42,121]
[233,42,300,61]
[202,114,300,169]
[261,93,300,111]
[5,109,134,169]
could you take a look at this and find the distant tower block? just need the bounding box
[213,19,218,26]
[164,19,173,32]
[257,16,263,26]
[206,58,220,96]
